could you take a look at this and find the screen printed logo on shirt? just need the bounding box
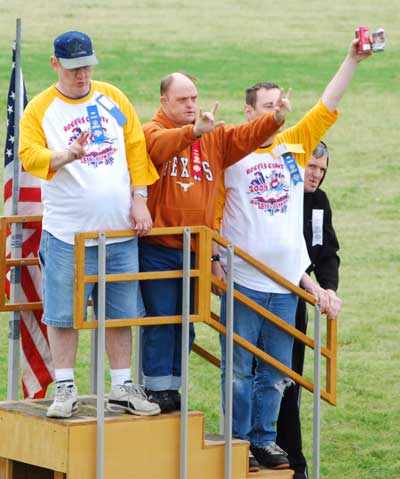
[248,167,289,215]
[67,122,118,168]
[246,151,290,215]
[163,156,214,182]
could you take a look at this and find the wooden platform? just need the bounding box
[0,397,293,479]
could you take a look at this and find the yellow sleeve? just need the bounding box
[104,84,159,186]
[278,100,339,167]
[19,90,55,180]
[214,177,227,230]
[123,105,159,186]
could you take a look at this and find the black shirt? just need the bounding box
[303,189,340,291]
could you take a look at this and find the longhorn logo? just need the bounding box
[176,181,194,192]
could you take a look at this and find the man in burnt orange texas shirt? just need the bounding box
[139,72,291,412]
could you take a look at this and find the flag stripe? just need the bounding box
[3,179,12,203]
[20,317,53,398]
[19,187,42,203]
[20,349,44,398]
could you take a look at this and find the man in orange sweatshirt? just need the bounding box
[140,72,291,411]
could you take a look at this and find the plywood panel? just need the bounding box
[67,412,205,479]
[0,405,68,472]
[0,399,293,479]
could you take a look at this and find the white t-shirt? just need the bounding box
[41,93,132,244]
[220,145,310,293]
[218,100,339,293]
[19,81,157,245]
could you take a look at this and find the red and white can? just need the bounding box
[371,28,385,52]
[355,26,371,52]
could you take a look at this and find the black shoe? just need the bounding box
[145,389,175,413]
[293,473,308,479]
[168,390,181,410]
[250,442,289,469]
[249,455,260,472]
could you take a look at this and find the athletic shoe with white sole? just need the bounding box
[107,381,161,416]
[250,442,290,469]
[46,382,79,419]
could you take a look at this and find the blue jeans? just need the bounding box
[39,230,144,327]
[220,282,298,447]
[139,242,195,391]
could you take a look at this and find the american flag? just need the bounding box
[3,44,53,398]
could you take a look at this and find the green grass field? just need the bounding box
[0,1,399,478]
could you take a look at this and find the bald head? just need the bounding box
[160,72,198,127]
[160,72,197,96]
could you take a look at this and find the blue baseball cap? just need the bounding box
[54,31,98,69]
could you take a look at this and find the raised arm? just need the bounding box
[221,110,285,168]
[322,38,372,111]
[143,102,225,166]
[143,122,196,166]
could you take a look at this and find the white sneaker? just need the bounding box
[107,381,161,416]
[46,382,79,418]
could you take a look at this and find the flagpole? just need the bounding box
[7,17,23,400]
[12,19,22,214]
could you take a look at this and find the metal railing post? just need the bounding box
[180,228,191,479]
[224,244,234,479]
[96,233,106,479]
[7,223,22,400]
[134,327,143,385]
[219,404,225,435]
[313,304,321,479]
[90,329,98,394]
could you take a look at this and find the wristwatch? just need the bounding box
[133,187,148,199]
[211,254,220,262]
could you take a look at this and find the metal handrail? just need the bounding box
[0,216,338,479]
[0,215,337,405]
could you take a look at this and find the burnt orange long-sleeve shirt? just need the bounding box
[143,108,283,249]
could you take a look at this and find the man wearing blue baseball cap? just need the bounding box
[54,31,98,69]
[19,31,160,418]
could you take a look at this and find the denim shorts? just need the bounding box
[39,230,145,328]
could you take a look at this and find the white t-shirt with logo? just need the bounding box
[220,145,310,293]
[19,80,157,245]
[42,94,131,244]
[218,100,339,293]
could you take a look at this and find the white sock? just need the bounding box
[54,368,74,384]
[110,368,131,387]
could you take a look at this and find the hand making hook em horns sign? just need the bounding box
[193,101,225,137]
